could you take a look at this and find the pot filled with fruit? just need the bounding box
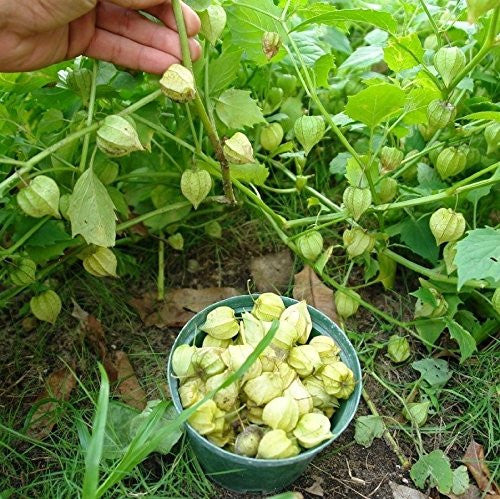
[167,293,362,493]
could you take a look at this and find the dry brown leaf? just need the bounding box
[27,365,76,440]
[304,475,324,497]
[463,440,500,495]
[249,250,293,293]
[389,481,430,499]
[130,287,241,328]
[112,351,147,411]
[293,266,338,323]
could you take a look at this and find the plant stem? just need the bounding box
[157,235,165,301]
[0,217,49,261]
[79,61,98,173]
[171,0,236,204]
[116,201,192,231]
[362,387,411,469]
[418,0,442,48]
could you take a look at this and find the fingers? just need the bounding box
[84,28,180,74]
[97,2,200,61]
[146,2,200,37]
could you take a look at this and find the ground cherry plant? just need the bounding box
[0,0,499,493]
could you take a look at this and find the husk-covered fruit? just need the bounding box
[206,371,239,411]
[288,345,321,377]
[172,344,197,378]
[377,177,398,204]
[193,347,226,378]
[334,289,360,319]
[30,290,62,324]
[433,47,466,87]
[243,372,283,406]
[303,375,337,409]
[179,377,205,407]
[202,335,231,349]
[96,115,143,157]
[167,233,184,251]
[199,5,226,45]
[260,123,284,151]
[221,345,262,382]
[343,227,375,258]
[427,100,456,129]
[273,362,297,389]
[297,231,323,261]
[234,425,264,457]
[491,288,500,314]
[414,287,448,318]
[402,401,430,427]
[239,312,265,347]
[10,258,36,286]
[293,413,332,449]
[380,147,403,173]
[160,64,196,102]
[280,301,312,344]
[201,306,239,339]
[257,429,300,459]
[181,169,212,209]
[223,132,254,164]
[66,68,92,104]
[436,147,466,179]
[17,175,60,219]
[343,186,372,221]
[83,246,117,277]
[283,378,314,415]
[387,335,411,363]
[485,122,500,156]
[429,208,466,245]
[309,336,340,364]
[320,362,356,399]
[252,293,285,321]
[188,400,218,435]
[294,115,325,155]
[262,396,299,432]
[262,31,281,60]
[271,320,298,353]
[443,242,457,274]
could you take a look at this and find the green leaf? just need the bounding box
[289,30,327,67]
[417,163,447,192]
[38,109,65,136]
[292,8,398,34]
[345,83,406,128]
[68,169,117,247]
[412,359,451,387]
[208,47,243,96]
[102,402,138,459]
[230,163,269,185]
[452,465,470,495]
[215,89,265,129]
[416,319,446,349]
[313,53,336,88]
[338,46,383,71]
[447,320,477,363]
[346,155,378,188]
[226,0,284,65]
[399,216,439,264]
[404,87,441,125]
[354,415,385,448]
[410,450,453,494]
[462,111,500,121]
[455,228,500,290]
[384,33,424,72]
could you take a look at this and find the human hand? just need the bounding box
[0,0,201,74]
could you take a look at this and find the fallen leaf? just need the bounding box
[447,484,482,499]
[113,351,147,411]
[27,365,76,439]
[463,440,500,495]
[389,481,430,499]
[249,250,293,293]
[305,475,324,497]
[130,287,241,328]
[293,266,338,323]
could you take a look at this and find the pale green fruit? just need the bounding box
[66,68,92,104]
[10,258,36,286]
[223,132,254,164]
[83,247,117,277]
[294,115,325,155]
[343,227,375,258]
[179,377,205,408]
[252,293,285,321]
[320,361,356,399]
[171,344,197,378]
[309,336,340,364]
[96,115,143,157]
[160,64,196,102]
[429,208,466,245]
[201,306,239,339]
[288,345,321,378]
[256,429,300,459]
[433,47,466,87]
[262,396,299,432]
[280,301,312,344]
[221,344,262,382]
[283,378,314,416]
[402,401,430,427]
[205,371,239,411]
[377,177,398,204]
[343,186,372,221]
[17,175,60,218]
[436,147,466,179]
[199,5,226,45]
[443,242,457,274]
[167,233,184,251]
[59,194,71,220]
[260,123,284,151]
[271,320,298,353]
[297,230,323,261]
[188,400,218,435]
[234,425,264,457]
[380,147,403,173]
[485,122,500,156]
[30,290,62,324]
[414,287,448,318]
[262,31,281,60]
[243,372,283,406]
[181,169,212,209]
[273,361,297,390]
[239,312,265,347]
[205,221,222,238]
[193,347,226,378]
[202,336,231,349]
[293,413,332,449]
[303,375,338,409]
[334,289,360,319]
[387,335,411,363]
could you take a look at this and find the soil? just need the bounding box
[1,228,420,498]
